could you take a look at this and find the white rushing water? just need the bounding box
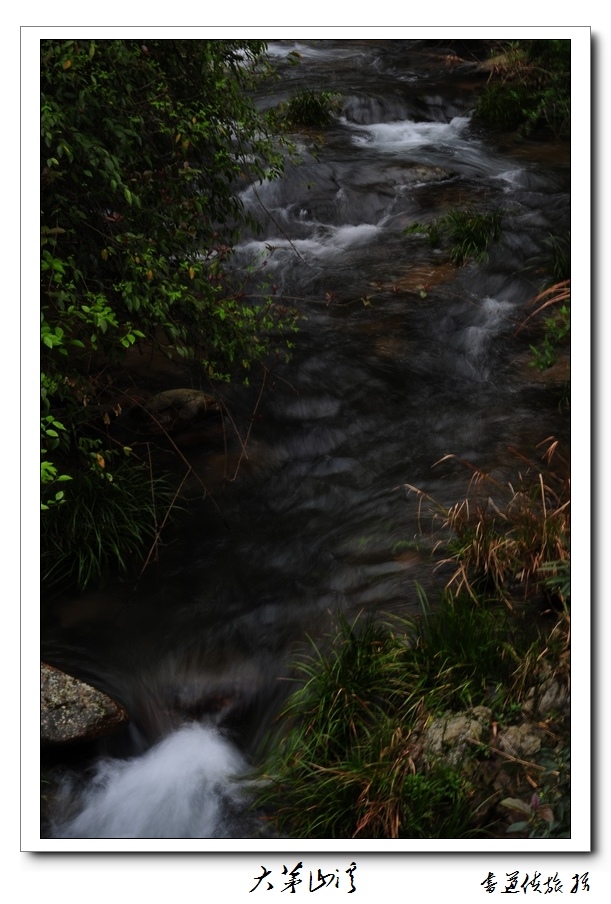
[51,724,249,839]
[346,115,472,150]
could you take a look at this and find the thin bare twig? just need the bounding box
[226,367,268,482]
[132,399,227,524]
[138,470,190,579]
[247,180,319,272]
[464,736,549,771]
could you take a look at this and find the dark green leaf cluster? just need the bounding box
[475,40,570,137]
[40,40,297,591]
[41,39,291,378]
[269,89,342,129]
[529,304,570,371]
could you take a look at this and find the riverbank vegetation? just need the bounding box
[41,39,296,593]
[254,445,571,839]
[474,39,570,137]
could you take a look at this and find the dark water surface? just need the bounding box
[42,40,570,839]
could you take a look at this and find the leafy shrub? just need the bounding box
[41,39,294,380]
[40,40,298,590]
[501,742,570,838]
[475,40,570,137]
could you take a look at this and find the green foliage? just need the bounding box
[525,39,571,72]
[41,39,293,381]
[410,587,520,712]
[501,743,570,838]
[539,231,570,285]
[255,613,477,838]
[474,82,534,130]
[529,304,570,370]
[538,559,570,606]
[40,39,299,590]
[475,40,570,137]
[270,89,341,129]
[516,279,570,372]
[254,566,570,838]
[405,207,503,266]
[255,432,571,838]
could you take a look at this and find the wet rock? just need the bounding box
[496,723,546,760]
[143,388,222,433]
[406,163,455,183]
[423,705,492,766]
[522,677,570,720]
[41,663,129,744]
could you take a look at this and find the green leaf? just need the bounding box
[500,798,533,816]
[506,821,530,833]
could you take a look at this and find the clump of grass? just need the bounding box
[270,89,341,129]
[411,586,520,713]
[41,452,176,591]
[544,232,571,284]
[406,438,570,609]
[254,577,570,838]
[405,206,503,266]
[254,613,479,838]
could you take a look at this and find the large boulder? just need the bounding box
[143,388,221,434]
[41,663,129,744]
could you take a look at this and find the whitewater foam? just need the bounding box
[51,723,249,839]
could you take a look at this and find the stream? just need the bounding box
[41,40,570,840]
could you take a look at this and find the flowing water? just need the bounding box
[42,40,570,839]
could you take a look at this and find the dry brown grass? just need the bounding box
[515,279,571,336]
[406,438,570,608]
